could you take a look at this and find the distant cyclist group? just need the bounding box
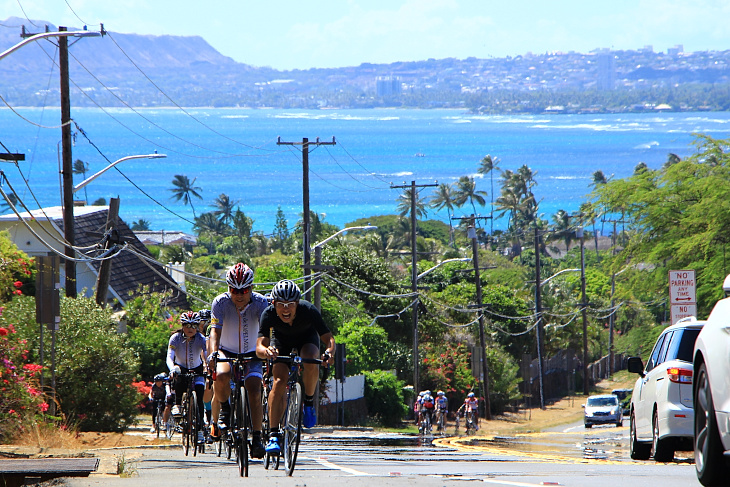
[150,263,335,473]
[414,389,480,435]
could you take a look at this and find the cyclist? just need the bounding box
[256,279,335,454]
[435,390,448,431]
[207,263,268,458]
[463,392,479,432]
[419,390,435,431]
[167,311,207,444]
[148,372,171,433]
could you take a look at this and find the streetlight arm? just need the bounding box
[312,225,377,249]
[416,257,472,281]
[73,153,166,193]
[540,268,581,287]
[0,30,103,62]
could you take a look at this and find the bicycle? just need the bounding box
[261,360,279,470]
[267,351,324,476]
[152,398,174,439]
[465,409,478,435]
[213,354,261,477]
[419,408,433,435]
[173,370,205,457]
[434,408,447,435]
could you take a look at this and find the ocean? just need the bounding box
[2,108,730,235]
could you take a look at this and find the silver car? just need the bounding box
[583,394,622,428]
[628,317,703,462]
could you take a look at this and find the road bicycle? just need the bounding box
[261,360,279,470]
[419,408,433,435]
[434,408,447,435]
[172,370,205,457]
[454,406,477,435]
[213,354,261,477]
[267,351,324,476]
[152,398,175,439]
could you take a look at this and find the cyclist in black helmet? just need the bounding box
[256,279,335,454]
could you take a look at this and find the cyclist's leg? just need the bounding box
[269,362,289,430]
[244,362,265,457]
[299,341,320,398]
[212,352,233,425]
[194,379,205,433]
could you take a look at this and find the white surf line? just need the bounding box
[311,456,375,476]
[482,478,560,486]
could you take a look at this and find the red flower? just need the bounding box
[39,402,49,412]
[0,328,7,336]
[13,290,22,295]
[13,281,22,288]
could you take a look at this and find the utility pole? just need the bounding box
[390,180,436,395]
[453,214,493,420]
[95,198,120,307]
[534,225,545,409]
[277,137,335,301]
[578,226,589,395]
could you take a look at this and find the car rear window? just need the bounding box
[667,328,701,362]
[587,396,618,407]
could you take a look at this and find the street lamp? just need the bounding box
[311,225,378,310]
[73,153,167,194]
[0,28,102,62]
[416,257,471,280]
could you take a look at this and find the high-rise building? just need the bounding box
[596,52,616,91]
[376,76,402,96]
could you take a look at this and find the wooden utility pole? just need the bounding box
[277,137,335,301]
[95,198,120,307]
[534,225,545,409]
[391,180,437,395]
[58,27,76,298]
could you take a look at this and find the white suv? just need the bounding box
[693,285,730,486]
[628,317,704,462]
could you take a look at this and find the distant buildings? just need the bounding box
[376,76,402,96]
[596,52,616,91]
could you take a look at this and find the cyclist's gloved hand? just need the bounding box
[171,365,181,376]
[322,350,332,367]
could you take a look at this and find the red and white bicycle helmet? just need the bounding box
[180,311,200,326]
[226,263,254,289]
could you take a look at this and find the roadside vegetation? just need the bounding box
[2,133,729,441]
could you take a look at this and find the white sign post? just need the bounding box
[669,269,697,324]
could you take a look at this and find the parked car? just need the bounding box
[693,282,730,486]
[612,388,633,415]
[583,394,622,428]
[628,317,704,462]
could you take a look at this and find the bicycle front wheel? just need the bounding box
[190,391,199,457]
[283,382,302,476]
[181,393,190,456]
[235,386,249,477]
[262,380,272,470]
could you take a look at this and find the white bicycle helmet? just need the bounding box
[226,263,254,289]
[270,279,301,302]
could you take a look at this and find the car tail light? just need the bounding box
[667,367,692,384]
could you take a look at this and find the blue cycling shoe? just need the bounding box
[265,437,280,454]
[303,405,316,428]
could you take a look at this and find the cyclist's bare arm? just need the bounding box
[320,332,335,366]
[256,336,278,360]
[208,327,221,367]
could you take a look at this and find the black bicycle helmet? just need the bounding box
[153,372,167,381]
[197,309,211,323]
[226,263,254,289]
[270,279,301,302]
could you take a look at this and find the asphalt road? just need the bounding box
[59,424,700,487]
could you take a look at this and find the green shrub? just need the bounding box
[363,370,408,427]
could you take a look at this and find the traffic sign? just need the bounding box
[669,270,696,323]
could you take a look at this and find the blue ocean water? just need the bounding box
[2,108,730,235]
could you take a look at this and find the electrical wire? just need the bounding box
[335,140,392,185]
[62,0,95,27]
[322,145,386,190]
[323,273,417,299]
[0,93,74,129]
[14,0,38,27]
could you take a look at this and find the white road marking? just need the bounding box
[482,479,560,486]
[311,456,375,476]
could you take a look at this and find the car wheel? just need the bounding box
[630,411,651,460]
[651,411,674,462]
[695,362,729,486]
[585,423,592,428]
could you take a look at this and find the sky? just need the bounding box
[2,0,730,70]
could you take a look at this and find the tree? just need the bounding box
[272,206,290,253]
[72,159,90,203]
[477,154,500,234]
[131,219,151,231]
[213,193,238,225]
[430,183,457,246]
[169,174,203,218]
[396,187,428,219]
[453,175,488,218]
[0,192,18,214]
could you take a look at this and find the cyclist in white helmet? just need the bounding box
[207,263,269,458]
[256,279,335,454]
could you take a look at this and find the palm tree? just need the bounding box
[430,183,456,246]
[213,193,238,225]
[0,192,18,214]
[396,187,428,219]
[73,159,90,203]
[193,211,228,253]
[169,175,203,219]
[453,176,488,218]
[477,154,500,234]
[131,219,151,231]
[548,209,573,255]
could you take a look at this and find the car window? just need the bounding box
[656,330,674,365]
[667,328,701,362]
[587,397,618,407]
[646,332,667,372]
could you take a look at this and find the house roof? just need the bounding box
[67,208,189,309]
[0,206,188,309]
[134,231,197,246]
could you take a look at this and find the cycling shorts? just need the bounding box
[218,349,263,380]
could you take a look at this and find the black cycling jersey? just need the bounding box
[258,299,330,351]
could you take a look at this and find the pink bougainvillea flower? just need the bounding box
[0,328,7,336]
[39,402,49,412]
[13,281,22,288]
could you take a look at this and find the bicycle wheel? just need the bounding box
[438,413,445,435]
[165,411,175,440]
[181,393,190,456]
[154,403,162,438]
[236,386,249,477]
[190,391,199,457]
[283,382,302,476]
[262,381,272,470]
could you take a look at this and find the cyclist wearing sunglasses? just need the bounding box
[167,311,207,443]
[208,263,269,458]
[256,279,335,454]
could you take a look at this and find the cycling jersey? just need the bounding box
[464,397,478,413]
[435,396,449,411]
[258,300,331,352]
[211,291,268,354]
[167,331,207,370]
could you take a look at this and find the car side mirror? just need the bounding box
[627,356,645,377]
[581,404,585,408]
